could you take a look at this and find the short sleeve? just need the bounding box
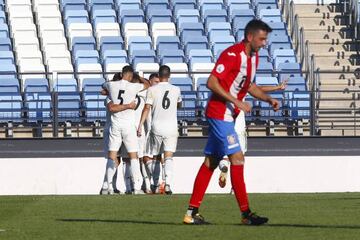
[211,48,237,82]
[145,87,154,105]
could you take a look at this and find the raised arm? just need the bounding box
[139,76,150,90]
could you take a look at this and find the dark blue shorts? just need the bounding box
[204,118,241,160]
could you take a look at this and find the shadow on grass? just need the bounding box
[57,218,182,226]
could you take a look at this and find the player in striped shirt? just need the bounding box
[183,20,279,225]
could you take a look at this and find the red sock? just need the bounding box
[189,163,214,208]
[230,164,249,212]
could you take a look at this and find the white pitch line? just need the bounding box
[0,229,5,232]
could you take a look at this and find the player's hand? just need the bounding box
[279,80,288,90]
[128,101,136,110]
[269,98,280,112]
[137,125,142,137]
[234,100,251,113]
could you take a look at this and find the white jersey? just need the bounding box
[104,80,144,124]
[235,110,246,133]
[134,90,146,124]
[145,82,182,136]
[104,97,111,131]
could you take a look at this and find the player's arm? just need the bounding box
[137,104,151,136]
[207,74,251,112]
[259,80,288,92]
[248,83,279,111]
[107,101,136,113]
[139,76,150,91]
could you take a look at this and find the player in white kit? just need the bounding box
[100,72,136,195]
[137,65,182,195]
[104,66,150,194]
[218,80,288,188]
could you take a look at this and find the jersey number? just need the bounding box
[134,95,141,110]
[118,90,125,105]
[162,90,170,109]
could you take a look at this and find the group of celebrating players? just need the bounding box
[100,65,181,195]
[98,19,288,226]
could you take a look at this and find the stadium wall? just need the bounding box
[0,156,360,195]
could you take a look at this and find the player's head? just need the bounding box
[244,19,272,53]
[112,72,122,81]
[122,65,134,81]
[149,73,160,86]
[131,72,141,83]
[159,65,171,82]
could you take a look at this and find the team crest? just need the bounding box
[227,134,237,145]
[216,64,225,73]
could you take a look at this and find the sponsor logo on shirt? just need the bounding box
[227,52,236,57]
[216,64,225,73]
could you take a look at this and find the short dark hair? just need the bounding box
[149,73,159,80]
[131,72,141,83]
[159,65,170,78]
[122,65,134,75]
[112,72,122,81]
[244,19,272,39]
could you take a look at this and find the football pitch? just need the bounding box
[1,193,360,240]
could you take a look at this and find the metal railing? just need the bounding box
[350,0,359,39]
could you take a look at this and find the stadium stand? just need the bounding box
[0,0,316,137]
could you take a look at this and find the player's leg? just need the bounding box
[228,151,268,225]
[106,126,122,194]
[162,135,178,195]
[149,133,164,193]
[122,157,133,194]
[100,127,111,194]
[138,134,151,193]
[218,157,230,188]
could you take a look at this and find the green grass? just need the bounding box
[1,193,360,240]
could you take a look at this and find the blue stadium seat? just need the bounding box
[256,61,273,77]
[267,22,288,36]
[188,49,213,68]
[91,9,117,26]
[232,10,255,33]
[171,0,196,13]
[54,77,78,92]
[0,51,15,65]
[61,0,86,11]
[203,9,228,27]
[290,92,310,119]
[258,48,270,62]
[273,49,297,69]
[171,77,193,91]
[0,38,11,50]
[88,0,114,11]
[147,9,172,24]
[259,9,282,23]
[278,63,302,81]
[207,22,232,42]
[128,36,153,55]
[176,9,200,29]
[211,35,235,59]
[0,77,20,93]
[179,91,197,119]
[144,0,169,11]
[73,50,100,65]
[25,92,52,122]
[64,10,89,27]
[288,76,306,85]
[0,10,5,23]
[179,22,205,39]
[158,49,185,64]
[72,36,96,51]
[57,92,81,121]
[255,76,278,85]
[0,23,9,38]
[269,40,293,56]
[131,50,157,66]
[200,0,225,16]
[227,0,251,15]
[100,36,124,52]
[82,78,105,89]
[183,36,209,55]
[0,93,22,122]
[156,36,181,52]
[116,0,141,11]
[119,9,145,25]
[24,78,50,93]
[0,64,17,80]
[83,92,106,122]
[101,50,128,64]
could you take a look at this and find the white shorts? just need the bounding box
[137,133,146,158]
[238,130,247,154]
[149,132,178,156]
[108,123,139,153]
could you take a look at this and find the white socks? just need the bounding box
[219,159,230,172]
[153,160,161,187]
[130,158,143,191]
[106,159,116,191]
[164,157,173,187]
[141,161,151,191]
[123,161,132,192]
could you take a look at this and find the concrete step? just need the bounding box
[316,65,360,72]
[298,16,349,27]
[302,30,353,41]
[293,4,346,15]
[307,43,359,55]
[314,56,354,67]
[318,73,360,80]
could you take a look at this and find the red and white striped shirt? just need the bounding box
[206,41,259,122]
